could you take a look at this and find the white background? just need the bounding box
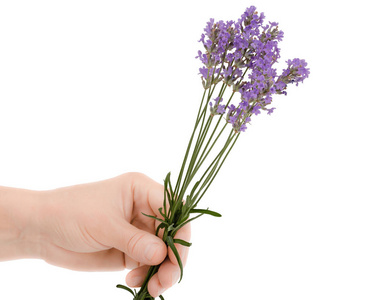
[0,0,374,299]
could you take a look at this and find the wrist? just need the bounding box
[0,186,45,261]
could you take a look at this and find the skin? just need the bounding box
[0,172,190,298]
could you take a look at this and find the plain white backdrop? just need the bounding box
[0,0,374,299]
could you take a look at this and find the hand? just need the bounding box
[1,173,190,298]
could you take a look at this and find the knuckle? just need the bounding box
[126,231,146,257]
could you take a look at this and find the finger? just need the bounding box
[126,265,150,287]
[43,244,125,271]
[124,254,141,270]
[126,226,191,297]
[129,173,169,219]
[147,257,180,298]
[168,222,191,266]
[102,217,167,266]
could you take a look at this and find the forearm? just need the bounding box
[0,186,42,261]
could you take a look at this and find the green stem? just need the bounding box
[195,132,240,205]
[190,122,228,182]
[178,81,229,198]
[188,129,235,203]
[176,94,212,202]
[133,223,179,299]
[174,89,207,197]
[192,91,236,175]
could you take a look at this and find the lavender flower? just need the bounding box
[209,97,226,115]
[119,6,309,300]
[279,58,310,86]
[196,5,309,132]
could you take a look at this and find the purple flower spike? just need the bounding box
[197,5,309,132]
[239,124,247,132]
[210,97,227,116]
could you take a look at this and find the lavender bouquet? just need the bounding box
[117,5,309,299]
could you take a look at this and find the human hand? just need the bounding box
[8,173,190,297]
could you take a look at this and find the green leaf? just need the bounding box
[166,236,183,282]
[167,223,175,232]
[164,172,173,208]
[163,174,169,219]
[166,189,173,207]
[164,172,171,186]
[141,212,169,225]
[158,207,167,219]
[172,213,204,235]
[116,284,135,296]
[174,239,192,247]
[189,180,201,199]
[185,195,192,206]
[190,208,221,217]
[159,295,165,300]
[155,222,166,237]
[178,214,189,224]
[167,176,175,199]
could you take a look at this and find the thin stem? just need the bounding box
[195,132,240,206]
[190,122,228,182]
[192,91,236,174]
[174,89,207,196]
[193,82,228,155]
[176,82,222,202]
[190,130,236,202]
[177,99,209,199]
[184,82,228,179]
[177,77,230,202]
[194,116,213,161]
[135,265,160,299]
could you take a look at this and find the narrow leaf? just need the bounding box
[172,213,204,235]
[166,236,183,282]
[142,212,169,225]
[190,208,222,217]
[165,188,172,207]
[185,195,192,207]
[174,239,192,247]
[164,173,172,207]
[159,295,165,300]
[178,214,189,224]
[164,172,171,187]
[189,180,201,199]
[167,176,175,199]
[163,174,168,219]
[167,224,175,232]
[158,207,167,219]
[116,284,135,296]
[155,222,166,237]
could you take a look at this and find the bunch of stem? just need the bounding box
[118,60,244,300]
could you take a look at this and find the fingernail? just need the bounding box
[145,243,158,261]
[181,247,187,261]
[172,270,180,284]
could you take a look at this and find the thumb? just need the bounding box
[110,218,167,266]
